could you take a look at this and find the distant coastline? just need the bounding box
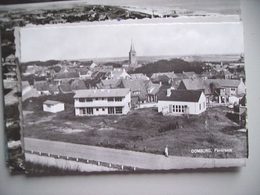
[20,53,243,65]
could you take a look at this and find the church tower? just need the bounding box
[129,40,137,66]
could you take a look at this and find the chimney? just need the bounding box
[167,88,172,97]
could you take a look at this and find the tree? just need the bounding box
[209,82,218,96]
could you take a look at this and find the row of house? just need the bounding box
[177,78,246,104]
[39,64,246,117]
[70,78,245,117]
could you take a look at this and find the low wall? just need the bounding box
[25,153,117,172]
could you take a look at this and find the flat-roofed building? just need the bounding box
[43,100,65,113]
[74,88,131,116]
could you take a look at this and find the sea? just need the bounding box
[0,0,241,15]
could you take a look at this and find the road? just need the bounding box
[24,137,246,170]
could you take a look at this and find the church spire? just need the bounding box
[130,39,135,52]
[129,39,137,66]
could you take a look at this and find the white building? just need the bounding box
[108,68,131,80]
[158,90,206,115]
[74,88,131,116]
[43,100,65,113]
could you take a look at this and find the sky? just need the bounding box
[18,20,244,62]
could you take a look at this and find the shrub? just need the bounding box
[158,122,179,133]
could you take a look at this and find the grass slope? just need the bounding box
[23,95,247,158]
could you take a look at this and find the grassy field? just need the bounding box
[22,95,248,158]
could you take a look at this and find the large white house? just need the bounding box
[74,88,131,116]
[158,90,207,115]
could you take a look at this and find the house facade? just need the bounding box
[43,100,65,113]
[158,90,207,115]
[74,88,131,116]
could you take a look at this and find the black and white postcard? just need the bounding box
[1,0,247,175]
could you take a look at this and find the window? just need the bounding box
[181,105,185,112]
[79,108,86,115]
[172,105,175,112]
[203,102,206,109]
[86,108,93,115]
[108,107,114,114]
[96,108,99,111]
[231,88,236,91]
[101,98,105,100]
[184,105,188,113]
[176,105,180,112]
[108,97,114,102]
[79,98,85,102]
[86,98,92,102]
[115,97,122,102]
[95,98,99,100]
[102,108,105,111]
[199,103,201,110]
[115,107,123,114]
[133,91,140,95]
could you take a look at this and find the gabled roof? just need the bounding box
[159,90,203,102]
[49,84,59,93]
[183,71,197,78]
[99,79,122,89]
[207,79,241,88]
[34,81,49,91]
[54,71,79,80]
[74,88,130,98]
[151,72,175,79]
[178,78,211,95]
[178,78,243,94]
[147,82,161,95]
[78,68,90,75]
[120,79,149,99]
[109,68,130,79]
[90,62,98,69]
[59,82,72,93]
[174,73,189,79]
[130,73,149,80]
[70,79,87,90]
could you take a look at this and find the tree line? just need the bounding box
[132,59,206,77]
